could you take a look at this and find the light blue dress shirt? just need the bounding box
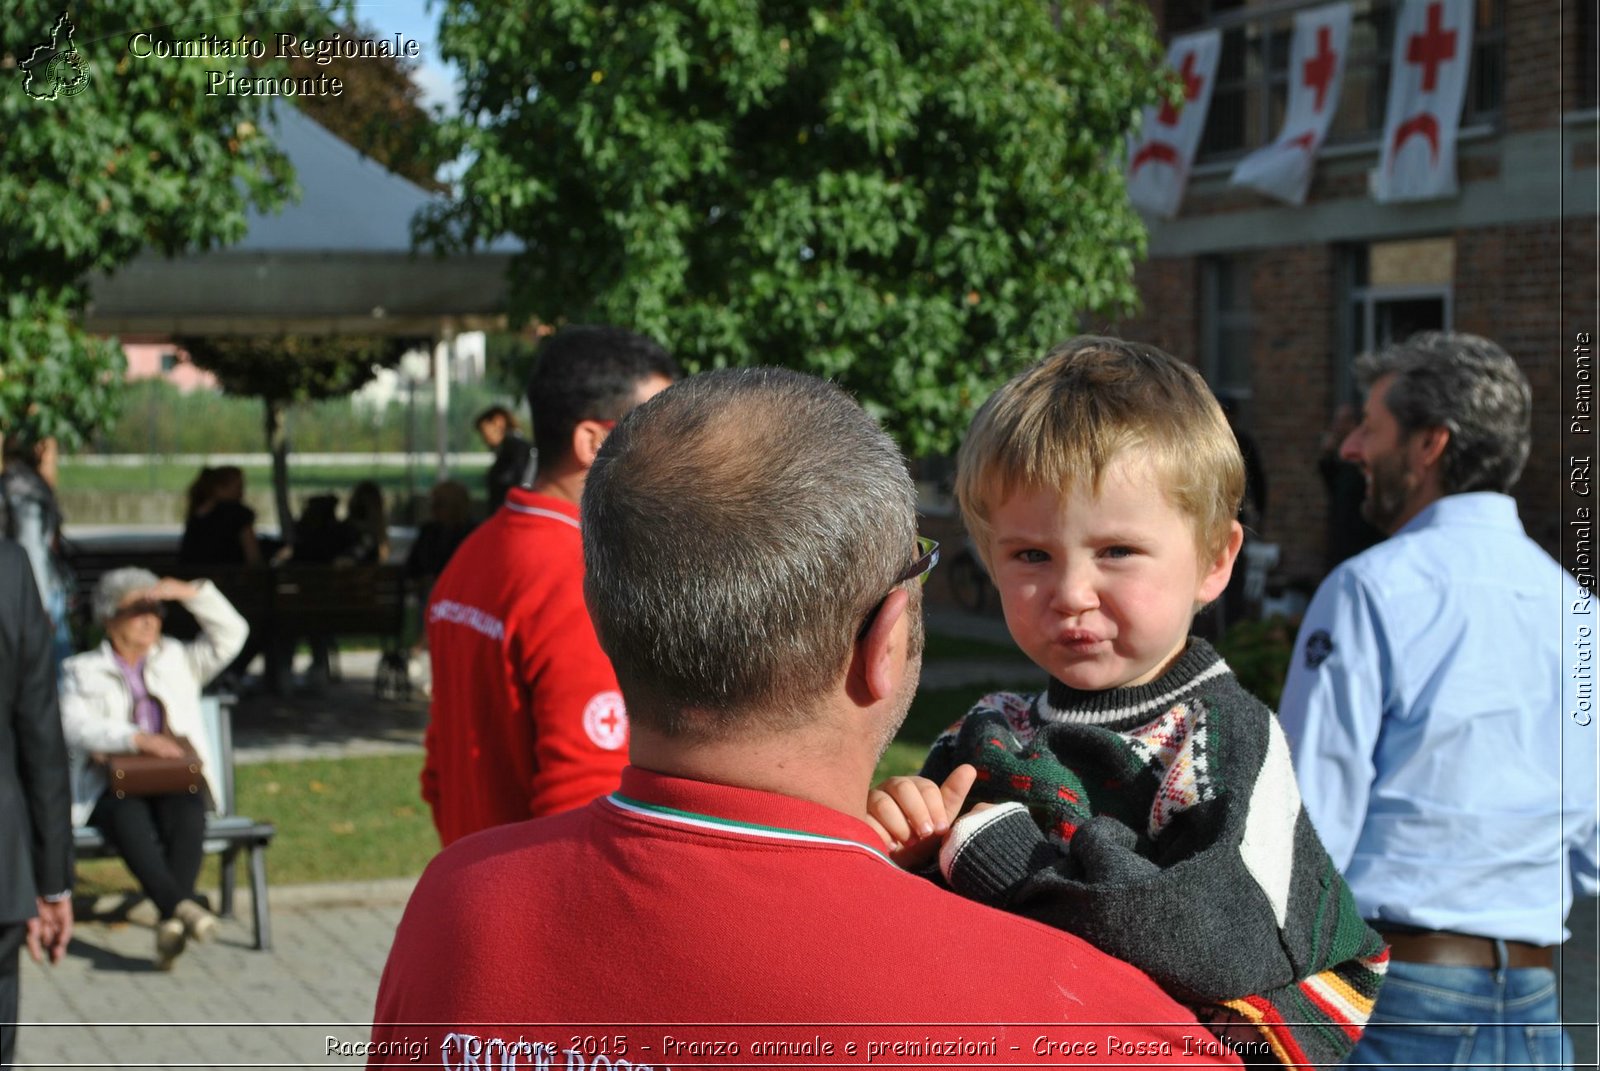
[1279,492,1599,946]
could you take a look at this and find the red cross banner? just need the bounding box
[1229,3,1352,205]
[1374,0,1474,202]
[1126,30,1222,220]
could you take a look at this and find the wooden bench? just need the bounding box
[72,694,278,950]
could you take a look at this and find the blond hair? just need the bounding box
[956,336,1244,565]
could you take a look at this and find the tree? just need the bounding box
[285,21,444,191]
[177,335,418,538]
[421,0,1169,454]
[0,0,342,447]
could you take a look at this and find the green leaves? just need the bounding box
[427,0,1168,454]
[1,0,345,444]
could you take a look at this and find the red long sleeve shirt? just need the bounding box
[420,488,627,845]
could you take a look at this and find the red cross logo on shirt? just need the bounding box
[1406,2,1457,92]
[1157,52,1203,126]
[583,691,629,751]
[1303,26,1338,112]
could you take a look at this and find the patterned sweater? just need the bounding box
[922,639,1387,1069]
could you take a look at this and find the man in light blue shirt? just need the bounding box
[1280,332,1598,1069]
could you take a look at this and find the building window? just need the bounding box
[1197,0,1504,162]
[1201,255,1253,407]
[1340,237,1453,400]
[160,351,179,373]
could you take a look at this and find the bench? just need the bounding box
[72,694,278,950]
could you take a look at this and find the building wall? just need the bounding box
[1115,0,1599,592]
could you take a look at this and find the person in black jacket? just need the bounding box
[0,540,73,1068]
[474,405,534,512]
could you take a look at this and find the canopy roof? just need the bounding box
[85,106,515,338]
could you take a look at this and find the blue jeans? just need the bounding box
[1349,959,1573,1069]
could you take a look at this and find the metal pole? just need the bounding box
[433,333,451,484]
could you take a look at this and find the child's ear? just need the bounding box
[1196,520,1244,604]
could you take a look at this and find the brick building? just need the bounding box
[1104,0,1597,592]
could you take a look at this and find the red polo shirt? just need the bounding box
[372,767,1239,1068]
[421,488,627,845]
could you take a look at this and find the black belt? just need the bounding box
[1371,925,1554,969]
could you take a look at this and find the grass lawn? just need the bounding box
[58,461,428,499]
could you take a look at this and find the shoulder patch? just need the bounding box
[1303,629,1334,670]
[582,691,628,750]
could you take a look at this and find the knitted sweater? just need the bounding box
[923,639,1387,1069]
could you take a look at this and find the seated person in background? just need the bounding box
[404,480,474,590]
[369,367,1238,1067]
[177,465,262,567]
[474,405,533,513]
[874,338,1387,1068]
[344,480,389,565]
[402,480,476,696]
[59,568,248,970]
[287,495,355,565]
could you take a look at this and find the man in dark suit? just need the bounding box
[0,539,73,1068]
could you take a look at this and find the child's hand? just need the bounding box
[865,764,978,869]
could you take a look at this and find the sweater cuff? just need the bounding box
[939,802,1045,904]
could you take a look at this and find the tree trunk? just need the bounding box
[265,398,295,544]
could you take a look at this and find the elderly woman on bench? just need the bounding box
[59,569,247,969]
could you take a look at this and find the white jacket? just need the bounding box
[59,580,248,826]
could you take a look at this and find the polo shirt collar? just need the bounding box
[607,766,894,865]
[502,486,581,527]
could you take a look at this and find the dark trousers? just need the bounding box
[89,791,206,919]
[0,920,25,1068]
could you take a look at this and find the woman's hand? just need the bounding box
[141,578,201,603]
[132,732,186,759]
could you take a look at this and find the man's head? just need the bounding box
[473,406,518,450]
[956,337,1244,691]
[582,368,923,750]
[526,326,680,478]
[1342,331,1531,534]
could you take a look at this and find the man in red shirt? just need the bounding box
[421,326,678,845]
[374,369,1240,1067]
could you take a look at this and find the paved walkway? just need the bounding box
[15,881,415,1070]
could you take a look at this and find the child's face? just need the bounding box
[986,454,1238,692]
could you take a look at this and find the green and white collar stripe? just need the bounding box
[606,793,896,866]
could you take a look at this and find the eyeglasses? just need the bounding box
[115,600,166,621]
[857,537,940,639]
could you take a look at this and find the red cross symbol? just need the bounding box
[1406,2,1457,93]
[1157,52,1203,126]
[1303,26,1338,112]
[598,707,621,735]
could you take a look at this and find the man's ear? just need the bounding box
[846,588,911,707]
[572,420,610,468]
[1413,425,1451,472]
[1196,520,1244,606]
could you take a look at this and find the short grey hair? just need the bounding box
[582,367,918,740]
[93,567,160,624]
[1356,331,1532,495]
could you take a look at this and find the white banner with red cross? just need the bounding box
[1374,0,1474,202]
[1229,3,1353,205]
[1126,30,1222,220]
